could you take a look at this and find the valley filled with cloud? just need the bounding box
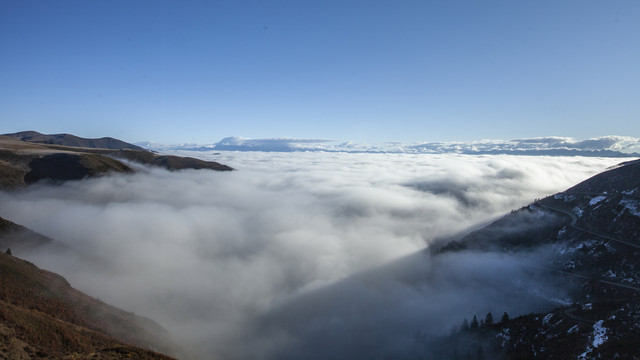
[0,152,625,359]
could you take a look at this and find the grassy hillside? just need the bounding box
[0,134,232,189]
[2,131,146,151]
[0,251,179,359]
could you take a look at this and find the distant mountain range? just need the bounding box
[138,135,640,157]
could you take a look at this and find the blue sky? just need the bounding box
[1,0,639,144]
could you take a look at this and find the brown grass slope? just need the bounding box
[2,131,146,151]
[0,217,61,256]
[3,130,233,171]
[0,252,178,359]
[0,137,134,189]
[0,134,232,189]
[111,148,234,171]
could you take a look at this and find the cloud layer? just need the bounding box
[0,152,626,359]
[139,135,640,155]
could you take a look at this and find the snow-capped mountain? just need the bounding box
[137,135,640,157]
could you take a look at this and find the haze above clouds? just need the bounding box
[0,152,625,359]
[141,135,640,155]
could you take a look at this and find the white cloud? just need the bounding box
[407,136,640,154]
[139,136,640,155]
[0,152,625,359]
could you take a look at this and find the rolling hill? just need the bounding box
[0,132,233,189]
[3,131,146,151]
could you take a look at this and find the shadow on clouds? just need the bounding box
[0,152,623,359]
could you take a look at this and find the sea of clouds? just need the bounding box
[139,135,640,155]
[0,151,627,359]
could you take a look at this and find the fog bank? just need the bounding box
[0,152,623,359]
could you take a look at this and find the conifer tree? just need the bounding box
[484,312,494,326]
[501,312,510,324]
[461,318,469,331]
[470,315,479,329]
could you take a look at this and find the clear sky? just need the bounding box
[1,0,639,144]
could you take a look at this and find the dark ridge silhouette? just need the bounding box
[112,148,234,171]
[24,153,133,184]
[564,159,640,194]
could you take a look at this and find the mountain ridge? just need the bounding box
[426,158,640,359]
[3,131,146,151]
[0,133,233,189]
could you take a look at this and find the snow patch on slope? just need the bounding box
[620,199,640,217]
[572,207,584,218]
[589,196,606,206]
[578,320,608,359]
[591,320,608,347]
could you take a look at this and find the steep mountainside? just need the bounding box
[2,131,145,151]
[0,217,62,255]
[430,159,640,359]
[0,251,179,359]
